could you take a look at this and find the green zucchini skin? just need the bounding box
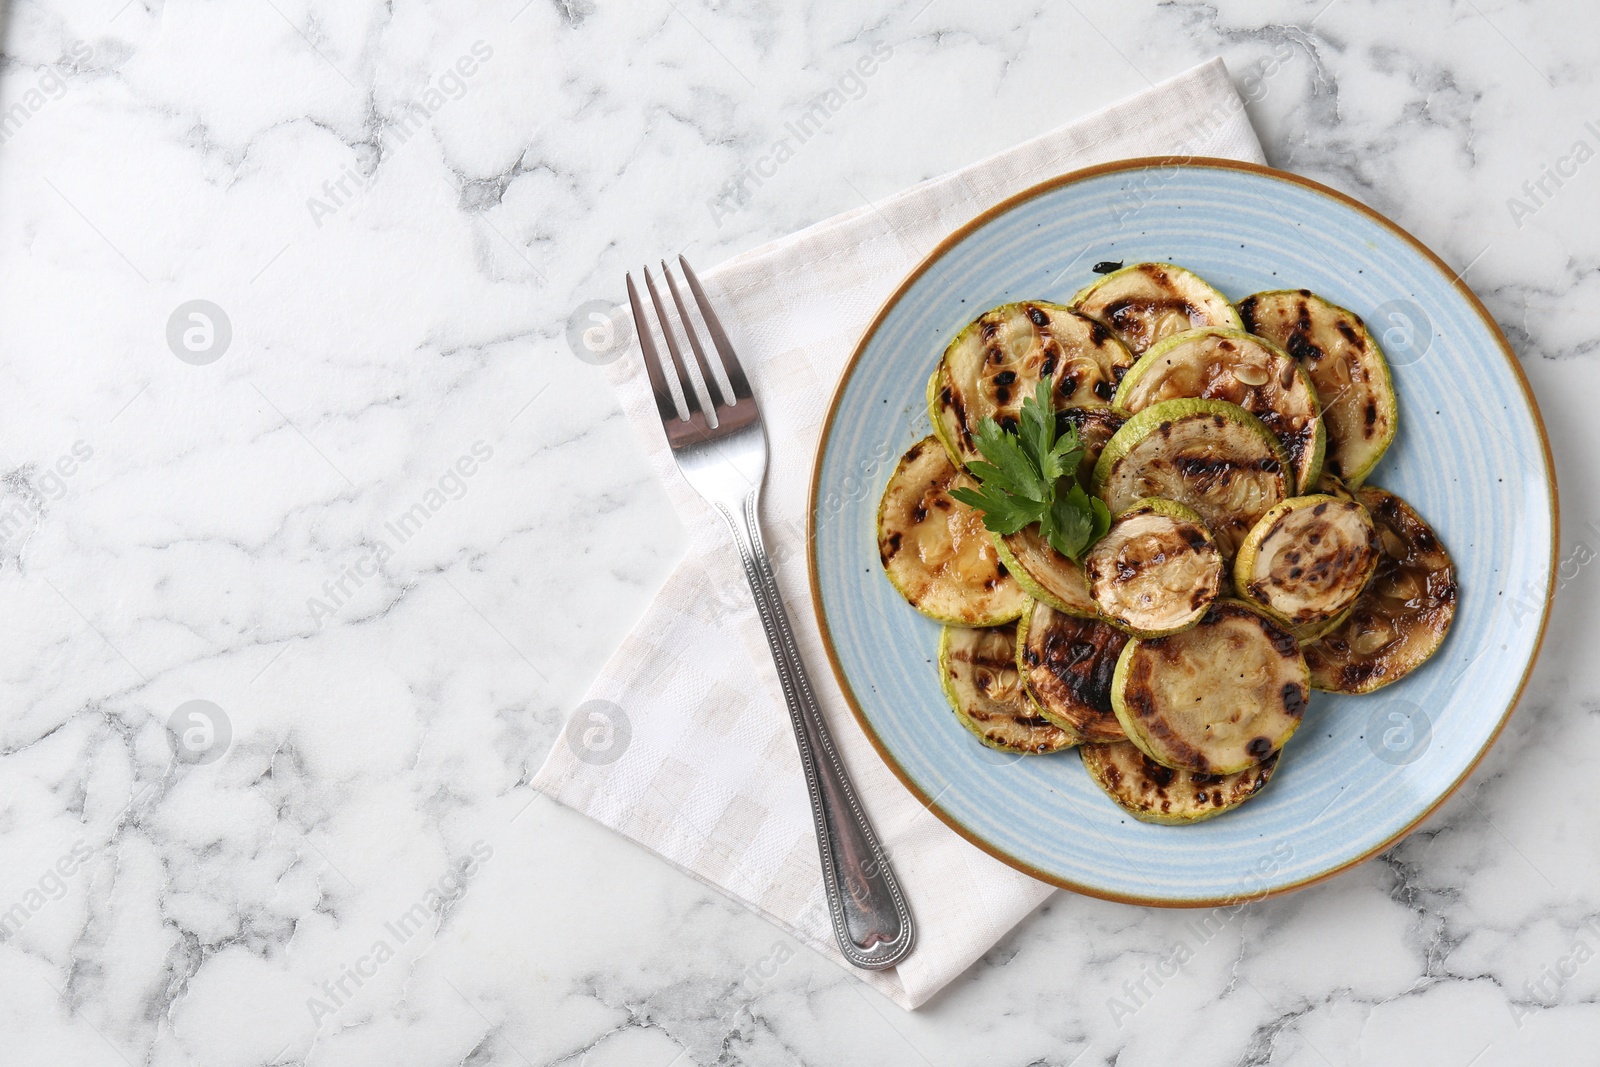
[1081,740,1279,825]
[877,436,1027,625]
[1085,498,1223,638]
[927,366,967,469]
[1093,398,1293,560]
[1111,600,1309,775]
[1237,289,1398,487]
[940,625,1079,754]
[1304,485,1456,693]
[1017,599,1129,743]
[1071,262,1243,357]
[1113,326,1325,491]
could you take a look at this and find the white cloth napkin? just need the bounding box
[533,58,1267,1009]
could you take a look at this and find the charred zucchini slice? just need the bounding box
[1234,495,1380,630]
[1111,601,1308,774]
[939,301,1134,463]
[1071,262,1243,357]
[1016,599,1129,743]
[1085,498,1223,637]
[1304,485,1456,693]
[993,526,1097,618]
[1093,398,1292,560]
[940,625,1079,754]
[1061,406,1125,483]
[1082,740,1279,825]
[1237,290,1398,486]
[877,436,1027,625]
[1113,327,1325,490]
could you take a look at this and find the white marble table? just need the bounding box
[0,1,1594,1064]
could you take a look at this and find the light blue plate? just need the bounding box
[809,159,1556,906]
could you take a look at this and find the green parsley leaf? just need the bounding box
[952,381,1107,562]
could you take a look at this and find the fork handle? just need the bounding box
[717,492,915,970]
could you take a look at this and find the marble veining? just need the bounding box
[0,0,1594,1064]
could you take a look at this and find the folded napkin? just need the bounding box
[534,58,1267,1009]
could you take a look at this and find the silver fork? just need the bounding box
[626,257,914,971]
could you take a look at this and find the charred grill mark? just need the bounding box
[1281,683,1307,717]
[1364,399,1379,432]
[1089,320,1111,346]
[1246,736,1273,759]
[1036,615,1128,718]
[981,317,1001,340]
[1027,305,1049,328]
[911,502,928,524]
[1140,756,1176,788]
[1237,296,1258,335]
[880,531,902,562]
[1286,332,1322,364]
[993,370,1016,387]
[1335,321,1362,348]
[1094,380,1114,401]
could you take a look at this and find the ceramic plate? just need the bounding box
[808,159,1556,906]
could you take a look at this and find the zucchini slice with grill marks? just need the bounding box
[1093,398,1292,560]
[1071,262,1243,357]
[1061,406,1125,482]
[1237,290,1398,486]
[1085,498,1223,637]
[877,436,1027,625]
[1082,740,1280,825]
[1304,485,1456,693]
[1112,601,1308,775]
[1234,494,1380,630]
[1113,327,1325,490]
[992,526,1098,618]
[1017,599,1129,743]
[940,625,1079,754]
[939,301,1134,463]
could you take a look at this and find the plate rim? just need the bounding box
[805,155,1560,908]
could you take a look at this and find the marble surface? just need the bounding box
[0,1,1593,1065]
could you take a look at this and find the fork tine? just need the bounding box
[643,265,708,422]
[627,272,681,426]
[679,256,753,402]
[662,260,730,411]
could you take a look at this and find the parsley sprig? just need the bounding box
[949,381,1111,561]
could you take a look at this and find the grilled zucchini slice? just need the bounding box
[1082,740,1279,825]
[877,436,1027,625]
[992,526,1098,617]
[940,625,1079,754]
[1111,601,1308,774]
[938,301,1134,464]
[1234,495,1380,630]
[1113,327,1325,490]
[1237,290,1398,486]
[1093,398,1292,560]
[1061,406,1125,483]
[1304,485,1456,693]
[1016,599,1129,743]
[1071,262,1243,357]
[1085,498,1223,637]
